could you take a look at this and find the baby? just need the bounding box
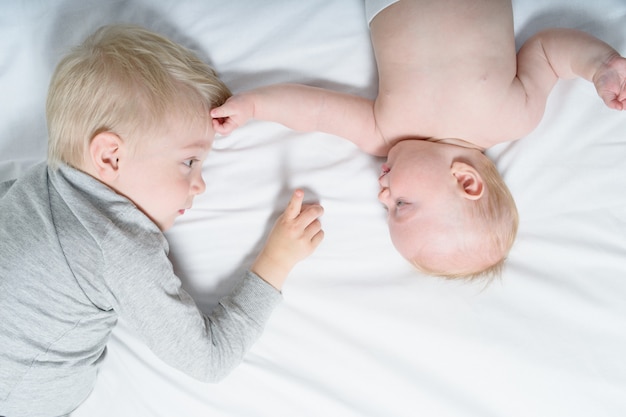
[0,25,323,416]
[211,0,626,279]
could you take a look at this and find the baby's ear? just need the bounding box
[451,161,484,200]
[89,132,122,182]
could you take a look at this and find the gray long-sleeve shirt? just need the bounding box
[0,163,282,417]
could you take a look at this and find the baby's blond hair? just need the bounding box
[46,24,231,169]
[414,152,518,282]
[471,153,519,280]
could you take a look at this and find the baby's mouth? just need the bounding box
[379,163,390,181]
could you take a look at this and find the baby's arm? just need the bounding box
[251,189,324,291]
[211,84,390,156]
[517,28,626,111]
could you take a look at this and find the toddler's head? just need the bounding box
[379,140,518,280]
[46,24,231,170]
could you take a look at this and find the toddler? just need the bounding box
[0,24,323,417]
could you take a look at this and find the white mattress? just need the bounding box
[1,0,626,416]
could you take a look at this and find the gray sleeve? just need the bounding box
[0,179,16,199]
[104,237,282,382]
[146,270,282,382]
[197,270,283,380]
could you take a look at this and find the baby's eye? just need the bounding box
[183,159,197,168]
[395,200,406,208]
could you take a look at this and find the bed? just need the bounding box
[1,0,625,416]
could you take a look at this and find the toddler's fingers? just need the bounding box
[311,229,324,248]
[284,189,305,220]
[297,204,324,231]
[305,219,324,242]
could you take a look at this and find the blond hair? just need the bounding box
[414,152,518,282]
[471,152,518,279]
[46,24,231,169]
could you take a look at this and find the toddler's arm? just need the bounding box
[211,84,390,156]
[251,189,324,291]
[517,28,626,111]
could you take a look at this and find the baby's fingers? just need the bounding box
[600,88,626,110]
[209,105,228,119]
[211,116,234,134]
[595,55,626,111]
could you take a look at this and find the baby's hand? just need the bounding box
[211,94,256,135]
[593,53,626,110]
[251,190,324,290]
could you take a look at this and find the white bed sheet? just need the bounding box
[1,0,626,416]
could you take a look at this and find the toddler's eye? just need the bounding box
[184,159,196,168]
[395,200,406,208]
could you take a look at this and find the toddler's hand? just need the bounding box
[593,53,626,110]
[211,94,256,135]
[251,190,324,290]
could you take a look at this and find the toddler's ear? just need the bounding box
[451,161,484,200]
[89,132,122,181]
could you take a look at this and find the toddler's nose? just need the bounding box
[191,175,206,195]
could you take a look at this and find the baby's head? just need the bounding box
[379,139,518,280]
[46,24,231,170]
[46,24,231,230]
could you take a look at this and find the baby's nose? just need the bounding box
[378,187,390,205]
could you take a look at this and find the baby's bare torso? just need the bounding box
[372,0,535,148]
